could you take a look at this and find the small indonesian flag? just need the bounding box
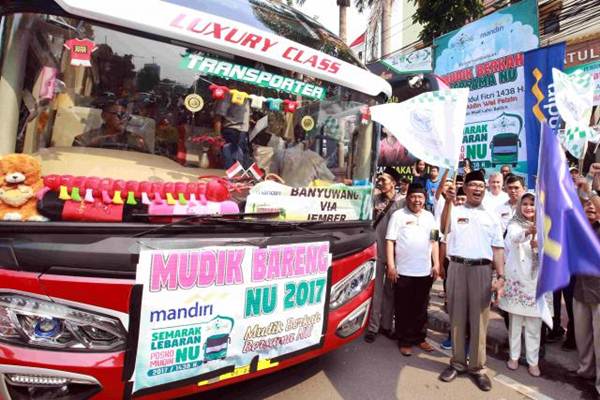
[226,161,245,179]
[246,163,264,180]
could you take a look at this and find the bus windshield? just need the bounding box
[0,13,378,225]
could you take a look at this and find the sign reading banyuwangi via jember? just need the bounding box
[130,242,331,395]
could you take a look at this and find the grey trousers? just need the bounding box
[574,298,600,394]
[368,259,395,333]
[447,261,493,374]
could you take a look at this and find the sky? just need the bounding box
[293,1,368,45]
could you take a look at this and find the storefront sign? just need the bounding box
[565,37,600,68]
[381,47,432,74]
[245,181,372,222]
[180,54,326,100]
[434,0,539,75]
[131,242,331,394]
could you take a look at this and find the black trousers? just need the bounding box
[553,278,575,341]
[395,274,433,346]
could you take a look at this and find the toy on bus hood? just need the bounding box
[37,175,242,223]
[0,154,47,221]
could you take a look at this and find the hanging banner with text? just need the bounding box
[523,43,566,186]
[439,53,527,176]
[245,181,372,222]
[131,242,331,395]
[434,0,539,76]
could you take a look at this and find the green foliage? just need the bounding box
[411,0,483,45]
[354,0,375,13]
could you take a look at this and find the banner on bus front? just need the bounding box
[130,242,332,395]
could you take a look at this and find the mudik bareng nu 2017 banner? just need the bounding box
[130,242,331,395]
[440,53,528,175]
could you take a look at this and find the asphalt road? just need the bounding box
[184,330,593,400]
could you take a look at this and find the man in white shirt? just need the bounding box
[439,170,505,392]
[495,174,526,232]
[483,172,509,211]
[386,183,440,356]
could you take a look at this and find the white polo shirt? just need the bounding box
[446,204,504,260]
[386,207,436,277]
[495,201,516,232]
[483,190,509,212]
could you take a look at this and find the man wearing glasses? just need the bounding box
[73,101,148,152]
[438,170,505,392]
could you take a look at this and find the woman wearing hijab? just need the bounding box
[498,192,547,377]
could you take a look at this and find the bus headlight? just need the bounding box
[329,260,375,309]
[0,294,126,351]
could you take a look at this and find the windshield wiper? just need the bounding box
[130,211,282,238]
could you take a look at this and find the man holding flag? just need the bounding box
[371,87,508,391]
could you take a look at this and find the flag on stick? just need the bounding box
[536,123,600,305]
[225,161,245,179]
[370,88,469,169]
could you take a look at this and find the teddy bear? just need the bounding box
[0,153,47,221]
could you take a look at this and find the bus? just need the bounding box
[0,1,392,399]
[490,133,521,167]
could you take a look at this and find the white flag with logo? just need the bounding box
[552,68,599,158]
[369,88,469,169]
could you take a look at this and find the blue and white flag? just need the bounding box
[536,124,600,324]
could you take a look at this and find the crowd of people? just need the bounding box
[367,160,600,393]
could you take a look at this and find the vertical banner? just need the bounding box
[523,43,566,186]
[130,243,331,395]
[434,0,539,75]
[433,0,539,179]
[439,53,528,177]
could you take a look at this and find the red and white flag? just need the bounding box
[245,163,264,180]
[226,161,245,179]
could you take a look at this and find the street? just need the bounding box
[191,329,592,400]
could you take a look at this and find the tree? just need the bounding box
[291,0,351,44]
[411,0,483,45]
[354,0,393,58]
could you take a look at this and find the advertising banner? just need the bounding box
[381,47,432,74]
[434,0,539,76]
[439,53,528,176]
[245,181,372,222]
[131,242,332,394]
[523,43,566,186]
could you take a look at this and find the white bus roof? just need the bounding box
[54,0,392,98]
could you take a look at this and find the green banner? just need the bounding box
[180,54,326,100]
[434,0,539,76]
